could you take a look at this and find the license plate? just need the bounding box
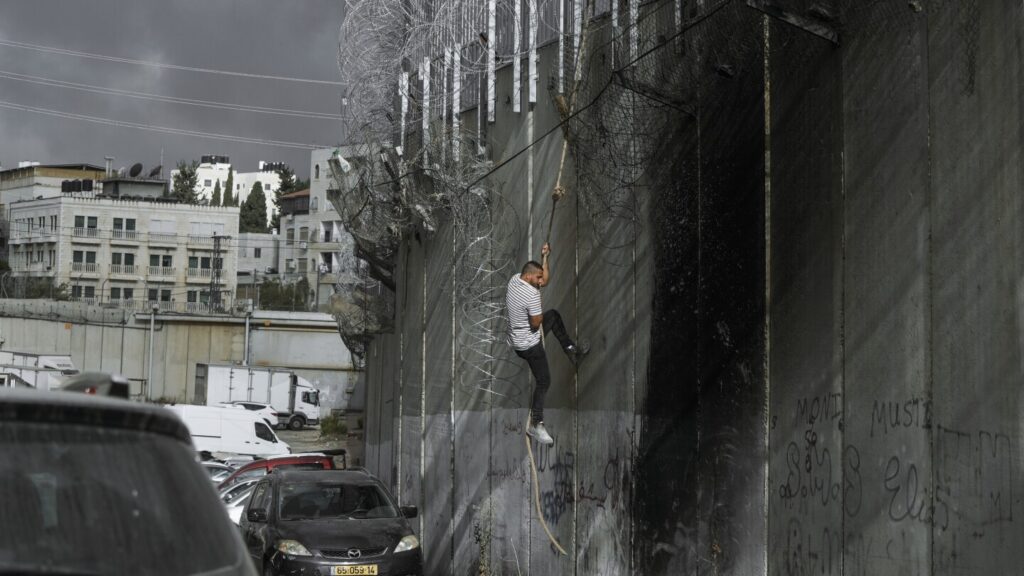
[333,566,377,575]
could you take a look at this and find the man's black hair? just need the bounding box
[521,260,543,275]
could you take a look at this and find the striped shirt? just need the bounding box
[506,274,542,350]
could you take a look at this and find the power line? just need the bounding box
[0,37,344,86]
[0,99,323,150]
[0,70,344,120]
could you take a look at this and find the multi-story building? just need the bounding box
[236,232,279,303]
[275,147,357,311]
[0,163,107,203]
[7,191,239,313]
[181,156,281,219]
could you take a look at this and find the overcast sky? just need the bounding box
[0,0,346,179]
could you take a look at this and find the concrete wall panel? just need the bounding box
[927,1,1024,572]
[842,6,933,575]
[251,328,353,369]
[422,222,454,575]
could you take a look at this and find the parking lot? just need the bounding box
[278,422,362,467]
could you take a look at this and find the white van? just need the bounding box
[165,404,290,458]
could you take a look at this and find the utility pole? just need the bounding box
[211,233,229,311]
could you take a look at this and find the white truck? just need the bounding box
[194,363,321,431]
[0,352,78,391]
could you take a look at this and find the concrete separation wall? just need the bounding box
[360,1,1023,575]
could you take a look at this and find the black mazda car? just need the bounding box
[240,469,423,576]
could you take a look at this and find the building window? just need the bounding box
[254,247,262,258]
[299,227,309,242]
[189,256,199,269]
[150,289,171,302]
[123,288,134,300]
[286,229,294,245]
[187,291,197,303]
[83,286,95,299]
[110,287,121,300]
[314,164,320,179]
[204,179,212,187]
[297,258,308,273]
[72,286,82,299]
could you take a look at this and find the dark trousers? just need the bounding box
[515,309,574,423]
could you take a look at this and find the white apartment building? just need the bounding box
[7,196,240,313]
[179,156,281,220]
[236,232,280,303]
[276,147,357,311]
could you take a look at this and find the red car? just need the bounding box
[218,453,339,491]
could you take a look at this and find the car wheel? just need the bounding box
[288,416,305,431]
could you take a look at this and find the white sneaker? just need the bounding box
[526,421,554,446]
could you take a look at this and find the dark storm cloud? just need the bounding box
[0,0,345,178]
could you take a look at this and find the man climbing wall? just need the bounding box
[505,242,589,445]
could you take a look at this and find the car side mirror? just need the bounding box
[400,506,418,519]
[247,508,268,523]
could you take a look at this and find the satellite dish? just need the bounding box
[129,163,143,178]
[148,165,162,178]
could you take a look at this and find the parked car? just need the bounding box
[222,401,280,429]
[203,461,235,484]
[166,404,290,457]
[0,387,254,574]
[222,480,261,526]
[221,477,262,503]
[219,453,336,492]
[240,469,422,576]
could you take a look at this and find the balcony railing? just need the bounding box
[71,262,98,273]
[111,229,139,241]
[72,227,100,238]
[148,266,174,277]
[110,264,139,275]
[11,263,53,273]
[187,267,214,278]
[149,232,177,244]
[188,235,214,246]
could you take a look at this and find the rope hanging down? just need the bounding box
[525,0,595,558]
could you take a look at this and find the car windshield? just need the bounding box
[0,422,248,575]
[278,482,397,521]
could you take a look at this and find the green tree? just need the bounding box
[258,277,311,311]
[271,165,299,232]
[171,160,200,204]
[224,168,235,206]
[211,179,222,206]
[240,181,268,232]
